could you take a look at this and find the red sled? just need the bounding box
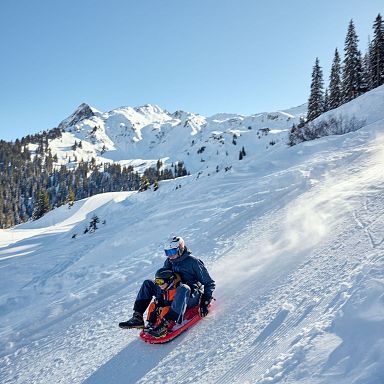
[139,305,202,344]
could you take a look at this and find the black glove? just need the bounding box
[155,296,166,307]
[199,297,211,317]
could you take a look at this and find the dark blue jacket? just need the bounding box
[163,247,215,300]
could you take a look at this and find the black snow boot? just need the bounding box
[147,319,169,338]
[119,311,144,329]
[147,318,174,338]
[143,321,156,334]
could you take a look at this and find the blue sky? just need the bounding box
[0,0,382,141]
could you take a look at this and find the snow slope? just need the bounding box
[1,87,384,383]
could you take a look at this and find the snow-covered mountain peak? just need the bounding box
[209,112,245,122]
[103,104,174,130]
[133,103,169,116]
[58,103,100,130]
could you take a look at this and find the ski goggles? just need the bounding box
[164,248,178,257]
[155,278,167,285]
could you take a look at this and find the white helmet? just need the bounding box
[164,236,185,257]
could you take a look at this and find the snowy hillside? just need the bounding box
[46,102,306,175]
[1,87,384,383]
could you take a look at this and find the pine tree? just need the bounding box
[323,88,329,112]
[176,162,187,177]
[329,48,342,109]
[139,176,150,191]
[361,50,371,93]
[32,190,50,220]
[307,57,324,121]
[342,20,363,102]
[67,187,75,207]
[370,13,384,88]
[89,215,99,232]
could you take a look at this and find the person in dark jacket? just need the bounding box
[119,236,215,336]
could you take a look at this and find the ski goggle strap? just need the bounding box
[164,248,178,257]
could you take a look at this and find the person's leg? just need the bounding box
[186,289,201,308]
[168,284,192,323]
[133,279,161,314]
[119,280,161,329]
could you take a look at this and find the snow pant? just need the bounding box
[133,279,200,323]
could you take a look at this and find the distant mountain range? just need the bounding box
[45,102,307,176]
